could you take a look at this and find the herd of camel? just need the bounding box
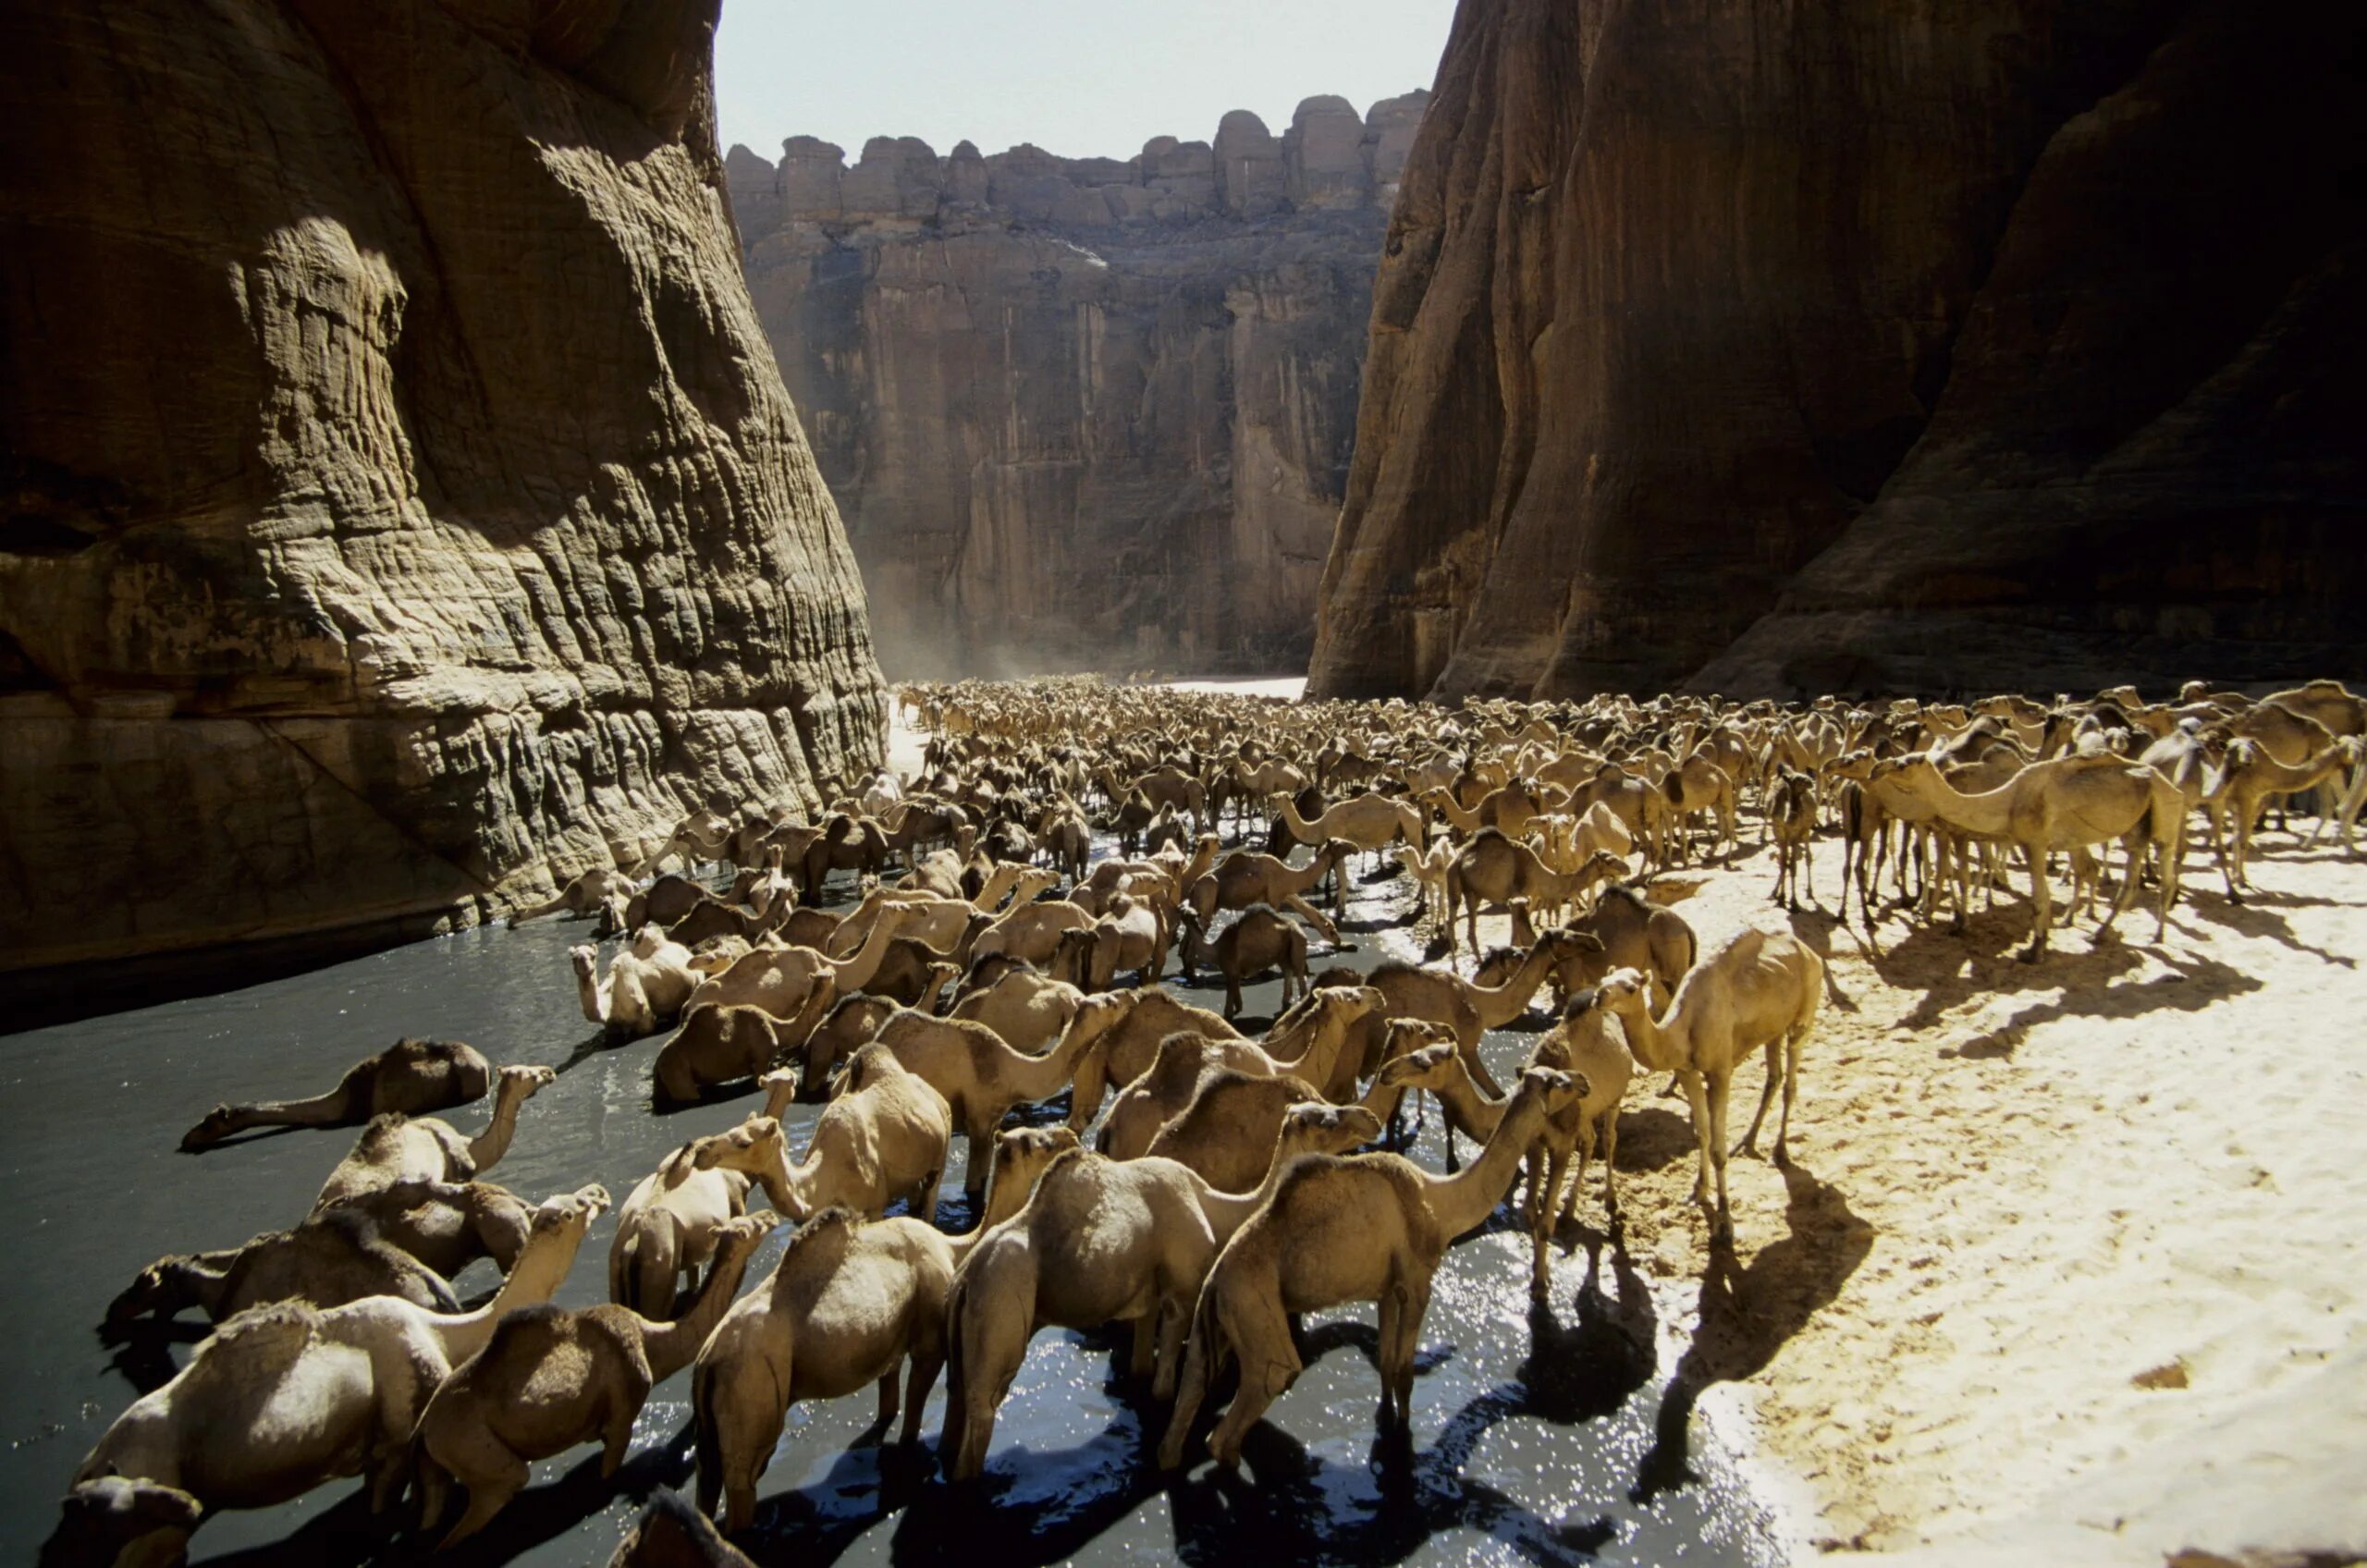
[50,674,2365,1565]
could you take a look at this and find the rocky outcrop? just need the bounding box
[1307,0,2365,701]
[0,0,887,1007]
[730,92,1426,676]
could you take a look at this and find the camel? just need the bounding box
[63,1188,607,1556]
[636,808,735,876]
[1036,801,1092,883]
[965,897,1097,968]
[313,1064,554,1207]
[1380,997,1632,1291]
[791,994,906,1096]
[107,1198,468,1326]
[946,963,1085,1053]
[623,874,720,933]
[609,1138,764,1318]
[1171,903,1307,1019]
[572,927,703,1038]
[1063,988,1245,1129]
[1768,766,1819,909]
[179,1038,494,1151]
[1342,929,1600,1100]
[2213,736,2362,894]
[1394,840,1453,926]
[414,1215,777,1546]
[1594,925,1822,1239]
[508,867,632,927]
[1143,1069,1400,1192]
[1094,989,1382,1159]
[693,1048,952,1223]
[607,1489,757,1568]
[1049,891,1168,990]
[1474,884,1696,1011]
[1268,789,1425,863]
[940,1104,1382,1478]
[858,939,965,1011]
[1442,829,1623,949]
[1156,1066,1583,1468]
[682,907,914,1021]
[799,813,889,904]
[691,1207,956,1530]
[1870,753,2186,959]
[867,992,1137,1196]
[652,1006,795,1106]
[1182,839,1355,946]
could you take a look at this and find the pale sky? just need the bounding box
[714,0,1458,165]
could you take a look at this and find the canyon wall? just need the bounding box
[730,92,1426,676]
[0,0,887,1003]
[1307,0,2365,701]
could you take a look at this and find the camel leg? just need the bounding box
[877,1361,902,1427]
[1680,1071,1715,1208]
[1705,1072,1735,1240]
[1533,1145,1573,1294]
[1460,1029,1507,1100]
[1128,1316,1158,1380]
[947,1294,1027,1480]
[2017,844,2053,962]
[1151,1295,1191,1400]
[1209,1303,1301,1469]
[1736,1037,1782,1158]
[2095,829,2144,943]
[431,1436,528,1549]
[599,1391,637,1478]
[1380,1276,1432,1424]
[1801,837,1816,904]
[961,1114,998,1200]
[1596,1112,1622,1221]
[902,1338,946,1446]
[1772,1027,1803,1165]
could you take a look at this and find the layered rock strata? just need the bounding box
[1307,0,2365,700]
[0,0,887,1005]
[730,92,1426,676]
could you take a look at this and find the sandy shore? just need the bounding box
[1561,833,2367,1565]
[878,688,2364,1563]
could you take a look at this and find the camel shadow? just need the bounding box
[1635,1159,1870,1505]
[2183,892,2356,968]
[648,1074,769,1117]
[887,1410,1171,1567]
[1870,906,2155,1033]
[1167,1406,1617,1567]
[176,1124,311,1155]
[95,1317,208,1396]
[730,1442,934,1567]
[550,1025,642,1079]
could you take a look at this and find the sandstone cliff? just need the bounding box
[730,92,1426,676]
[0,0,887,1003]
[1307,0,2365,700]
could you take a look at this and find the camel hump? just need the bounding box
[194,1301,321,1370]
[1597,883,1650,913]
[481,1302,572,1355]
[779,1205,863,1262]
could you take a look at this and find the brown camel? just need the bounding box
[1181,839,1355,945]
[180,1038,493,1151]
[313,1065,554,1208]
[1442,829,1623,949]
[940,1105,1380,1478]
[693,1047,951,1223]
[1594,925,1822,1240]
[1336,929,1600,1101]
[413,1213,777,1546]
[652,1006,794,1106]
[1156,1067,1582,1468]
[1171,903,1308,1018]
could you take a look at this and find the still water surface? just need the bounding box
[0,855,1779,1565]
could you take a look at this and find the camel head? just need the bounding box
[531,1183,612,1242]
[1592,966,1652,1017]
[985,1124,1079,1217]
[568,943,600,981]
[1277,1101,1384,1158]
[1377,1041,1460,1092]
[1515,1063,1588,1111]
[104,1258,201,1327]
[43,1476,202,1568]
[593,892,629,937]
[1322,985,1387,1027]
[693,1115,785,1174]
[495,1064,557,1104]
[1066,987,1139,1043]
[178,1105,239,1153]
[1535,927,1607,967]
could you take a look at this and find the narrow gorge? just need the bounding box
[728,92,1425,677]
[1308,0,2365,701]
[0,0,887,1001]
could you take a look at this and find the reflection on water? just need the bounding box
[0,846,1778,1565]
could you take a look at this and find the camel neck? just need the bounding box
[436,1229,588,1361]
[1426,1097,1547,1237]
[465,1087,529,1171]
[1434,1061,1507,1141]
[1467,948,1552,1024]
[1613,997,1690,1074]
[642,1244,760,1380]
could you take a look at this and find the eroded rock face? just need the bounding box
[730,92,1426,677]
[1307,0,2365,700]
[0,0,887,994]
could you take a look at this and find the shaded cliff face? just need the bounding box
[1308,0,2366,701]
[0,0,886,988]
[730,92,1426,677]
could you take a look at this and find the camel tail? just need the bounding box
[691,1360,723,1518]
[940,1268,973,1456]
